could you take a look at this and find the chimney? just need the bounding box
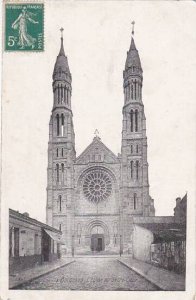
[176,197,181,206]
[23,212,29,217]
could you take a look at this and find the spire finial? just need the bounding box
[94,129,99,138]
[58,27,65,56]
[60,27,64,39]
[131,21,135,36]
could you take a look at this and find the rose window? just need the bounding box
[83,169,112,203]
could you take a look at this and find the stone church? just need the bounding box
[46,31,155,255]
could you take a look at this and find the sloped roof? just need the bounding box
[76,136,119,164]
[125,37,142,70]
[53,37,71,80]
[136,222,186,243]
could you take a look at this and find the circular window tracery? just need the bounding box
[83,169,112,203]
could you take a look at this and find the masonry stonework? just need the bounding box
[46,33,155,255]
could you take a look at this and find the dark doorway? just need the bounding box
[91,234,105,251]
[14,227,19,257]
[42,230,51,261]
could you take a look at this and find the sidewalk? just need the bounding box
[9,257,75,289]
[118,257,185,291]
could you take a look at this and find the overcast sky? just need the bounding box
[2,1,196,222]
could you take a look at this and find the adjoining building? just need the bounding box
[132,194,187,274]
[9,209,63,273]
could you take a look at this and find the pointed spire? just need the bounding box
[125,21,142,71]
[53,28,71,81]
[59,27,65,56]
[130,37,136,51]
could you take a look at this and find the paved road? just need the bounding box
[19,258,159,290]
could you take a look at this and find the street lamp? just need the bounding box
[120,234,122,257]
[72,234,74,257]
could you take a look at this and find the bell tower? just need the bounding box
[46,29,76,251]
[121,23,155,217]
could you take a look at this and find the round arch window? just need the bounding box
[83,169,112,204]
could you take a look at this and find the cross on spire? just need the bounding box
[94,129,99,138]
[131,21,135,36]
[60,27,64,38]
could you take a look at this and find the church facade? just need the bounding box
[46,32,155,255]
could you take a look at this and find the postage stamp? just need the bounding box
[5,3,44,51]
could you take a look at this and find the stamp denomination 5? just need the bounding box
[5,3,44,51]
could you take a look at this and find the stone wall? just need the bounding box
[132,225,154,261]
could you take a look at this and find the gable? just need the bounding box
[76,137,120,164]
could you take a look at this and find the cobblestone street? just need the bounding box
[18,258,159,290]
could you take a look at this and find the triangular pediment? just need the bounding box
[76,137,120,164]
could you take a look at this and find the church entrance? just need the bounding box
[90,225,105,252]
[91,234,105,251]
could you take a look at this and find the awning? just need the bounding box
[44,229,65,244]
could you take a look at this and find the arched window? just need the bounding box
[134,193,137,210]
[130,110,133,132]
[130,161,133,178]
[61,114,64,136]
[134,79,137,100]
[61,163,64,184]
[56,164,59,183]
[61,84,63,103]
[131,82,133,100]
[56,148,59,157]
[56,114,60,136]
[136,160,139,180]
[59,223,62,231]
[131,145,133,153]
[66,88,69,105]
[57,84,60,104]
[135,110,138,132]
[61,148,64,157]
[58,195,62,212]
[136,145,139,153]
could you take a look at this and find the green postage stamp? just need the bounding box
[5,3,44,51]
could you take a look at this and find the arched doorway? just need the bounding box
[85,220,110,252]
[91,226,105,252]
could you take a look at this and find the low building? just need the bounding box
[131,194,187,274]
[9,209,63,273]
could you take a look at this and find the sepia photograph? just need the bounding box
[1,1,195,299]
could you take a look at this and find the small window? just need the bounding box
[59,224,62,231]
[56,114,60,136]
[130,110,134,132]
[135,110,138,132]
[130,161,133,178]
[61,164,64,184]
[62,148,64,157]
[136,145,139,153]
[56,164,59,183]
[136,160,139,179]
[134,193,137,210]
[56,148,59,157]
[131,145,133,153]
[58,195,62,212]
[61,114,64,136]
